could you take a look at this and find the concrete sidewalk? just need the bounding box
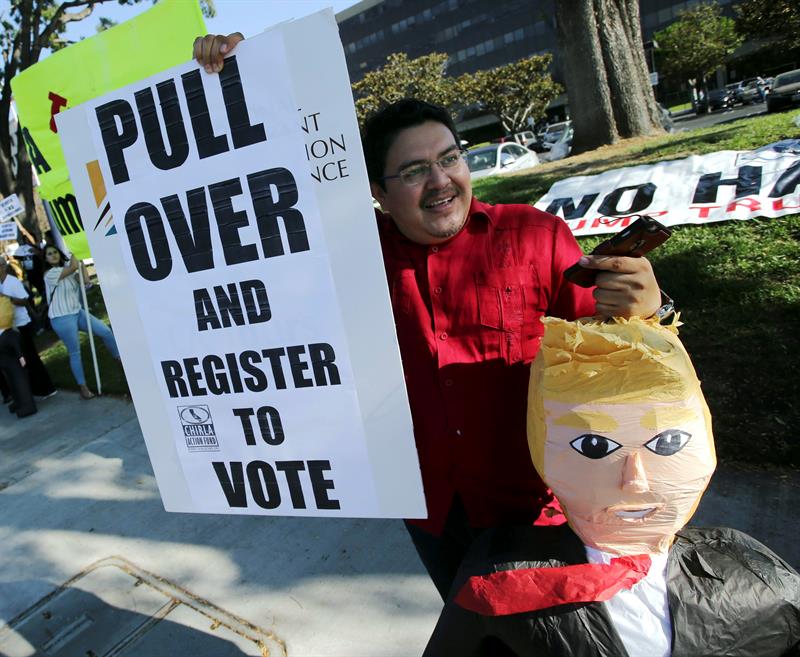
[1,392,799,656]
[0,392,440,656]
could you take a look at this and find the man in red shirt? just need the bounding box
[194,36,663,600]
[363,99,661,599]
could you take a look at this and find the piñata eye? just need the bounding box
[644,430,691,456]
[569,434,622,459]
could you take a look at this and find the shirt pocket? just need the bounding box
[475,265,544,363]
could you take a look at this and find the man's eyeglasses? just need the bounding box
[381,149,466,186]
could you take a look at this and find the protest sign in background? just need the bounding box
[0,194,23,222]
[58,10,426,519]
[0,222,18,241]
[11,0,206,258]
[535,142,800,236]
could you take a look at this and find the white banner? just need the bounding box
[0,194,23,222]
[57,11,426,518]
[535,140,800,236]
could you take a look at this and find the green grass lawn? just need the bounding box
[38,108,800,466]
[474,108,800,467]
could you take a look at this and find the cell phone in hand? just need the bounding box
[563,215,672,288]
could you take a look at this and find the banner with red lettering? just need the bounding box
[535,140,800,236]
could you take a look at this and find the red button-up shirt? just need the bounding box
[379,198,595,535]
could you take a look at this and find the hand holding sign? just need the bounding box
[193,32,245,73]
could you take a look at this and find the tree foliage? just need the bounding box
[455,55,561,135]
[735,0,800,52]
[352,52,457,125]
[655,2,743,88]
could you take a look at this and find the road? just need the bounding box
[672,101,767,131]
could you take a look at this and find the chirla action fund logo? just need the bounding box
[178,405,220,452]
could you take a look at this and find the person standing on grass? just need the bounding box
[43,246,120,400]
[194,34,671,601]
[0,254,56,400]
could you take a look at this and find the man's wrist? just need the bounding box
[650,289,675,323]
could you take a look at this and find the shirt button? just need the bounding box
[444,378,454,387]
[431,246,439,253]
[434,286,442,295]
[454,429,462,437]
[439,332,448,340]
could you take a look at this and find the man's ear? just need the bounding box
[370,181,387,208]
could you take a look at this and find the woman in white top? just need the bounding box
[44,246,120,400]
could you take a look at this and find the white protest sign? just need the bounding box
[535,140,800,236]
[57,11,426,518]
[0,221,18,241]
[0,194,23,222]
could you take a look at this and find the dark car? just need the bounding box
[696,88,735,113]
[766,69,800,113]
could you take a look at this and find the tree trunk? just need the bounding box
[617,0,663,129]
[596,0,660,137]
[555,0,618,153]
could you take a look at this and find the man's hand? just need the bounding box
[578,255,662,319]
[193,32,245,73]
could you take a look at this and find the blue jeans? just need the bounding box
[50,310,120,386]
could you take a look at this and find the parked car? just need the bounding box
[733,76,765,104]
[539,121,572,151]
[465,143,539,180]
[696,88,735,113]
[540,124,574,162]
[512,130,538,148]
[741,78,766,104]
[766,68,800,113]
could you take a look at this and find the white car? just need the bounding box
[540,121,572,150]
[465,143,539,180]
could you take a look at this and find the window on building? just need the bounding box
[514,27,524,41]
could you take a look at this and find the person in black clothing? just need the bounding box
[0,255,55,398]
[0,301,36,418]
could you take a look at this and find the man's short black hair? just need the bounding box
[362,98,460,188]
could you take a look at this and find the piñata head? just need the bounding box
[528,317,715,555]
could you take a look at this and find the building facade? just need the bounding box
[335,0,777,128]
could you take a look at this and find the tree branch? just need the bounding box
[36,0,111,55]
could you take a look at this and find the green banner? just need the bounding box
[12,0,206,258]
